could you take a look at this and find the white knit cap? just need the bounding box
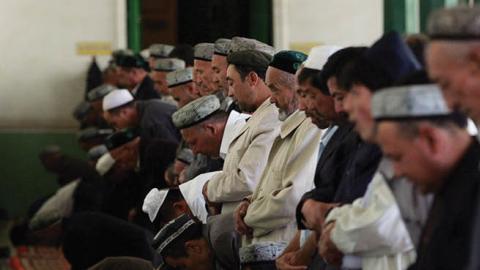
[303,45,342,70]
[102,89,134,111]
[142,188,169,222]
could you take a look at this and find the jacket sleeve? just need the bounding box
[326,173,415,256]
[207,116,280,203]
[244,128,321,237]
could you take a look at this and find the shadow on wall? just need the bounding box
[0,131,85,218]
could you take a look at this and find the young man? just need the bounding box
[202,50,281,214]
[154,214,239,270]
[314,32,421,269]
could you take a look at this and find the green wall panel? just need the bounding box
[0,132,85,218]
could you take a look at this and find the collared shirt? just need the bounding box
[318,125,339,161]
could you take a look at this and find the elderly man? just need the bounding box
[116,54,160,100]
[233,50,323,269]
[172,95,228,158]
[166,67,201,108]
[372,84,479,270]
[193,43,216,96]
[212,38,232,95]
[425,6,480,270]
[147,43,175,68]
[150,58,185,106]
[272,46,355,270]
[202,49,281,214]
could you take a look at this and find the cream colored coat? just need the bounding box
[206,99,281,213]
[243,110,322,244]
[326,170,417,270]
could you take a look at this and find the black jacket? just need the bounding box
[296,124,356,228]
[332,139,382,203]
[62,212,155,270]
[410,139,480,270]
[135,76,160,101]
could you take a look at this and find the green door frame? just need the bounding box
[383,0,477,34]
[127,0,142,52]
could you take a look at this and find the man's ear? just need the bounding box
[173,200,189,214]
[467,46,480,74]
[203,122,217,135]
[418,124,440,155]
[185,239,202,254]
[247,71,259,87]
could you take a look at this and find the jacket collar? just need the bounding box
[280,110,307,139]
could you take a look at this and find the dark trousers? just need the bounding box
[242,261,277,270]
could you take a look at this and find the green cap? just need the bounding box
[269,50,308,74]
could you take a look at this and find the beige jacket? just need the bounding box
[243,110,322,244]
[206,99,281,214]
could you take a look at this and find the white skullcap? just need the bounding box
[102,89,134,111]
[95,152,116,176]
[303,45,342,70]
[142,188,169,222]
[179,171,220,224]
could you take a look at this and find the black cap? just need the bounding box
[269,50,307,74]
[105,128,140,150]
[116,53,150,71]
[77,128,114,142]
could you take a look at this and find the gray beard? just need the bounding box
[278,110,290,121]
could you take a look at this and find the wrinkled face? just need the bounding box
[181,125,219,157]
[327,77,349,121]
[376,122,440,193]
[103,108,135,129]
[427,42,480,122]
[296,78,311,112]
[211,54,228,93]
[302,80,336,129]
[170,83,197,108]
[226,65,257,113]
[150,71,169,95]
[343,84,375,141]
[194,59,214,96]
[266,67,297,121]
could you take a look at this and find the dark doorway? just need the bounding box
[138,0,272,49]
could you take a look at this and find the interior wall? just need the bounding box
[273,0,384,50]
[0,0,126,130]
[0,0,127,218]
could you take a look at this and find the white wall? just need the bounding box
[0,0,126,130]
[273,0,383,50]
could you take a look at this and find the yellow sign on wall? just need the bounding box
[76,41,112,55]
[289,42,324,54]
